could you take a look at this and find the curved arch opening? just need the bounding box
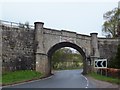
[47,42,87,74]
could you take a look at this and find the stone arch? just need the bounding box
[47,42,87,74]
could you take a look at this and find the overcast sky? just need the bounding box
[0,0,119,37]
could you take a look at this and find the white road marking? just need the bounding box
[81,74,89,88]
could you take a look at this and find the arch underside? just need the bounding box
[47,42,87,74]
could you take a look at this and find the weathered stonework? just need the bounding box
[2,25,35,72]
[98,38,119,60]
[0,23,2,75]
[1,20,119,75]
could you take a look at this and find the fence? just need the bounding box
[0,20,34,29]
[97,68,120,79]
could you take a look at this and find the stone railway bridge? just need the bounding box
[0,20,119,75]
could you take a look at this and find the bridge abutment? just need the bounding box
[90,33,100,72]
[36,53,50,76]
[34,22,50,76]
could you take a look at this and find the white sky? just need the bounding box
[0,0,119,37]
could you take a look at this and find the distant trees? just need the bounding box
[102,7,120,38]
[51,48,83,70]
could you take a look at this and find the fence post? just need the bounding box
[105,68,107,77]
[100,69,102,75]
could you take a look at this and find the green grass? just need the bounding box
[2,70,43,85]
[88,72,120,84]
[54,67,82,70]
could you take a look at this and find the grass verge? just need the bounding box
[88,72,120,84]
[2,70,43,85]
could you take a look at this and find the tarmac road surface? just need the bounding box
[3,69,97,88]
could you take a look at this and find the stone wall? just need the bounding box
[98,38,119,61]
[1,25,35,72]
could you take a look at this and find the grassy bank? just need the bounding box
[88,72,120,84]
[2,70,43,85]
